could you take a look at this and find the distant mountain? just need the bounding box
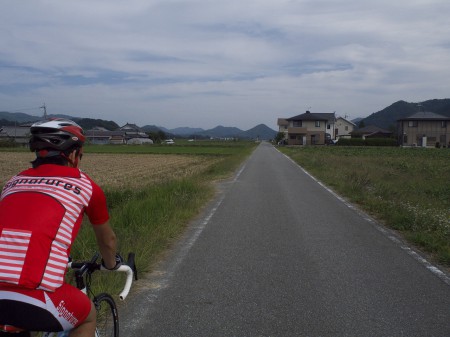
[0,111,41,123]
[360,99,450,129]
[0,111,119,131]
[198,125,243,138]
[141,125,168,133]
[77,118,119,131]
[239,124,277,140]
[351,117,363,125]
[0,110,276,140]
[194,124,277,140]
[143,124,276,140]
[170,126,205,135]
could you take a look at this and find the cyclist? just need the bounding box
[0,119,121,337]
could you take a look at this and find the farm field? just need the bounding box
[84,141,249,155]
[0,141,257,296]
[0,152,218,188]
[0,141,252,186]
[279,146,450,267]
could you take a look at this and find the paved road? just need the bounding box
[122,142,450,336]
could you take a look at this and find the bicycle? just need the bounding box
[0,252,138,337]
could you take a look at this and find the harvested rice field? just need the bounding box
[0,152,218,189]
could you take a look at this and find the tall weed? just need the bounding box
[280,146,450,266]
[69,141,257,296]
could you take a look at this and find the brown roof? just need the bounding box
[397,111,450,121]
[351,125,392,135]
[286,111,335,122]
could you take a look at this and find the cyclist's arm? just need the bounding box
[92,221,117,269]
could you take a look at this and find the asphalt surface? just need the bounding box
[121,142,450,337]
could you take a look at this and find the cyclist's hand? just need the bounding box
[102,253,124,270]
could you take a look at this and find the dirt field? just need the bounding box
[0,152,216,189]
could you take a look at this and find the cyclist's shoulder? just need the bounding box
[78,170,103,192]
[20,164,82,178]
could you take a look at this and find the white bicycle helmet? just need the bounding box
[29,118,86,152]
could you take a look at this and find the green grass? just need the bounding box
[84,140,251,155]
[71,178,215,295]
[0,140,257,298]
[279,146,450,266]
[70,141,257,297]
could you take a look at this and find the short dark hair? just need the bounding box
[31,155,69,168]
[31,146,81,168]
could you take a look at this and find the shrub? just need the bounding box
[337,138,397,146]
[279,146,450,266]
[0,139,20,148]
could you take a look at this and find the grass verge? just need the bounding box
[70,141,257,296]
[279,146,450,267]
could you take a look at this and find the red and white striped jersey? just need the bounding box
[0,164,109,291]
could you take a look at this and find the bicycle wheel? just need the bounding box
[94,293,119,337]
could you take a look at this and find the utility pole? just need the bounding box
[40,103,48,119]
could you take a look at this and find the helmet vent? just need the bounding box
[29,118,85,152]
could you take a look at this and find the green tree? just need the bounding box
[78,118,119,130]
[148,130,167,143]
[275,132,285,144]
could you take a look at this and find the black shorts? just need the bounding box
[0,283,91,332]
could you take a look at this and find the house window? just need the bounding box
[345,126,348,131]
[293,121,302,127]
[289,135,296,140]
[408,121,418,127]
[315,121,320,127]
[441,121,447,128]
[327,124,331,129]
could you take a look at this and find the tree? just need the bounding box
[275,132,285,144]
[77,118,119,130]
[148,130,167,143]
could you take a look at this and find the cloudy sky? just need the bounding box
[1,0,449,130]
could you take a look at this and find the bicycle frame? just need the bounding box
[0,252,137,337]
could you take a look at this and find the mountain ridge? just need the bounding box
[0,111,277,140]
[5,97,448,139]
[141,124,277,140]
[359,98,450,129]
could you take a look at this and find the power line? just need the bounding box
[2,106,43,113]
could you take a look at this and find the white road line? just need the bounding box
[141,160,248,301]
[277,148,450,286]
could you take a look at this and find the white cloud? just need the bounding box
[1,0,449,129]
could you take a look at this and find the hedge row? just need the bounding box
[0,140,21,148]
[337,138,398,146]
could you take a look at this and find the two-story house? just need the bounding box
[335,117,356,140]
[397,111,450,147]
[278,111,336,145]
[277,118,289,142]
